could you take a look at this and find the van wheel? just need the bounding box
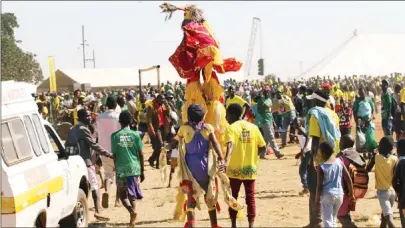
[60,189,88,228]
[35,213,46,228]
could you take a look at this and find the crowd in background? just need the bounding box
[32,72,405,227]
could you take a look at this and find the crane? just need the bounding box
[244,17,262,79]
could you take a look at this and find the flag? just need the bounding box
[48,56,57,92]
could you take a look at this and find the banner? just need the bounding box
[48,56,57,92]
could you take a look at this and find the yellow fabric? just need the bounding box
[203,79,224,101]
[286,88,292,98]
[347,91,356,104]
[225,95,246,109]
[396,75,402,83]
[175,124,214,143]
[43,106,48,115]
[308,108,340,165]
[205,101,228,156]
[272,95,295,113]
[333,89,344,105]
[52,97,60,110]
[183,82,207,122]
[224,120,266,180]
[73,105,83,126]
[173,186,187,222]
[267,79,273,86]
[375,154,398,190]
[136,100,152,123]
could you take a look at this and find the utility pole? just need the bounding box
[85,49,96,68]
[81,25,86,68]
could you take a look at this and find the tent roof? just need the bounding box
[37,65,249,90]
[296,33,405,80]
[56,66,183,87]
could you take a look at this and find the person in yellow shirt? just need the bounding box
[332,86,344,111]
[366,137,397,227]
[346,86,356,105]
[304,89,341,228]
[272,91,296,147]
[73,97,85,125]
[225,86,250,118]
[134,92,153,139]
[224,103,266,228]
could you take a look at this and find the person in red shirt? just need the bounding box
[336,98,352,136]
[147,94,171,169]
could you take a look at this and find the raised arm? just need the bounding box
[82,126,112,158]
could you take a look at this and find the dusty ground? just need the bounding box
[88,114,403,227]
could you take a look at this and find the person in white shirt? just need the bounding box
[61,94,73,109]
[94,96,121,208]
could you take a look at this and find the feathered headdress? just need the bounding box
[159,2,204,23]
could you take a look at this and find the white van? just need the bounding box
[1,81,90,227]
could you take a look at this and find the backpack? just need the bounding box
[348,163,369,199]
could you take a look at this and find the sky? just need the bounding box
[3,1,405,80]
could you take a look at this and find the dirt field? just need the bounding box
[88,114,403,227]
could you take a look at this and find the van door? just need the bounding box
[29,114,65,226]
[43,125,75,218]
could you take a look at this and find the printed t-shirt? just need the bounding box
[375,154,398,190]
[225,120,266,180]
[381,93,392,120]
[258,97,273,125]
[308,108,341,165]
[111,128,143,179]
[226,95,247,109]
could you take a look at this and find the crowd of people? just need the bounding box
[32,73,405,228]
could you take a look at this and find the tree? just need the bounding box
[1,13,43,83]
[264,73,276,81]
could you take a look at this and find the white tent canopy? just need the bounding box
[36,65,250,92]
[296,33,405,80]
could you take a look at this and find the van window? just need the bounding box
[32,114,50,154]
[44,125,64,157]
[23,116,41,156]
[1,119,32,165]
[1,123,19,164]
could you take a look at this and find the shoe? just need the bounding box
[299,188,309,196]
[148,158,155,168]
[259,156,268,160]
[94,212,110,221]
[276,153,285,159]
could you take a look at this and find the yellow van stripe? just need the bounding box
[1,176,64,214]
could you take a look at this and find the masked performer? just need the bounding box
[160,2,241,154]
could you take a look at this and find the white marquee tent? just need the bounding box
[36,65,247,92]
[295,32,405,80]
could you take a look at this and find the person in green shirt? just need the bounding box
[381,80,393,137]
[111,111,145,227]
[257,86,284,159]
[117,95,128,112]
